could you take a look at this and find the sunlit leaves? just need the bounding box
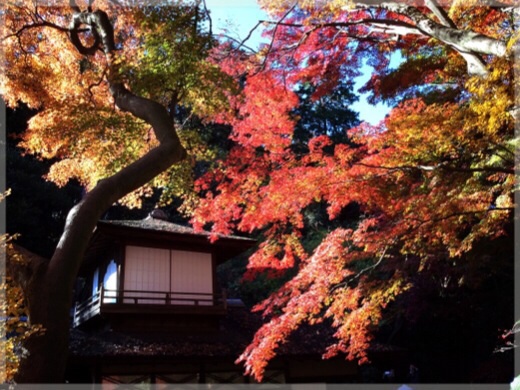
[230,72,299,154]
[192,1,515,382]
[1,0,515,382]
[1,0,237,210]
[121,4,234,117]
[0,273,44,383]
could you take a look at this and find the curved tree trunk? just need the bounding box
[15,7,186,383]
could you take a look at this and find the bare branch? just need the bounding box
[259,1,507,75]
[201,0,212,38]
[380,2,506,56]
[404,208,513,232]
[258,3,297,72]
[423,1,491,75]
[224,20,265,53]
[87,65,108,104]
[3,20,70,41]
[69,0,81,13]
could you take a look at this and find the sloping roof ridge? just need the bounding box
[98,217,254,242]
[101,217,192,227]
[99,217,206,236]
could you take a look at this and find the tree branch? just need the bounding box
[257,4,297,72]
[3,20,70,41]
[354,2,507,75]
[356,161,514,175]
[260,18,423,36]
[425,0,458,29]
[263,2,507,75]
[330,245,390,292]
[378,2,507,57]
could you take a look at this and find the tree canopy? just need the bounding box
[191,0,518,380]
[0,0,517,383]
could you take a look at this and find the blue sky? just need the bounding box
[204,0,393,125]
[204,0,268,48]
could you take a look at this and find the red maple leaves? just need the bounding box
[195,51,514,382]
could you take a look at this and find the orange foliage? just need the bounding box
[1,1,234,209]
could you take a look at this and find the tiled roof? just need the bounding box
[69,306,404,360]
[69,306,334,359]
[70,306,256,358]
[98,217,254,242]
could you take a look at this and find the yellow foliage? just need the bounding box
[0,1,235,212]
[0,243,44,383]
[0,191,44,382]
[259,0,354,16]
[0,274,45,383]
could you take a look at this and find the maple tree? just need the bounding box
[0,0,237,382]
[1,0,517,384]
[192,0,518,381]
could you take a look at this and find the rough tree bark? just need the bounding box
[14,6,187,383]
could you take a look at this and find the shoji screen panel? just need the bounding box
[170,250,213,305]
[124,245,170,304]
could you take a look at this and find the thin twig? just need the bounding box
[256,3,297,73]
[330,245,390,292]
[87,65,109,104]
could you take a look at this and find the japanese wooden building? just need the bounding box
[65,211,371,384]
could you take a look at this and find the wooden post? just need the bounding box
[99,285,104,307]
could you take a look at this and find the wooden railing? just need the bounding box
[73,289,102,327]
[73,287,227,327]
